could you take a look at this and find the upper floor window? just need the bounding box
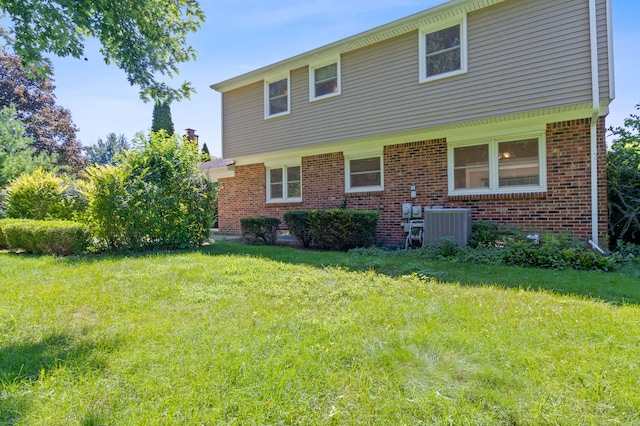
[346,154,383,193]
[419,17,467,83]
[267,164,301,202]
[449,136,545,195]
[264,75,290,119]
[309,58,341,101]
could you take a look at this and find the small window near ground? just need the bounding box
[267,165,301,202]
[346,156,383,192]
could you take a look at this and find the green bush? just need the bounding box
[607,105,640,246]
[0,218,28,249]
[84,164,136,249]
[85,131,215,250]
[502,237,616,271]
[469,220,525,248]
[414,221,620,271]
[309,209,379,251]
[1,219,91,255]
[0,189,5,219]
[241,216,280,245]
[283,210,312,248]
[4,168,86,220]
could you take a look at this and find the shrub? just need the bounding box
[4,168,86,220]
[283,210,312,248]
[241,216,280,245]
[416,221,620,271]
[83,164,136,249]
[607,105,640,246]
[309,209,379,251]
[1,219,91,255]
[0,218,28,249]
[469,220,525,248]
[502,237,616,271]
[85,131,215,250]
[0,189,5,219]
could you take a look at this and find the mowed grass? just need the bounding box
[1,241,639,425]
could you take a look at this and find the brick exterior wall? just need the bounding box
[217,118,608,244]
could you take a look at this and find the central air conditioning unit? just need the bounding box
[423,208,472,246]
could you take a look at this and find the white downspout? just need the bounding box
[588,0,601,246]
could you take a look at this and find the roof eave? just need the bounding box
[210,0,505,93]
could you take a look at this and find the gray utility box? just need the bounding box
[423,208,472,247]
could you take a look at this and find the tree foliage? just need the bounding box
[0,0,205,102]
[4,168,86,220]
[85,130,215,250]
[0,53,85,170]
[86,133,130,166]
[200,142,211,162]
[151,102,175,135]
[0,105,57,187]
[607,104,640,246]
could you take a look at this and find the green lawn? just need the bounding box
[1,241,639,425]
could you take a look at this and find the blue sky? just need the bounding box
[48,0,639,157]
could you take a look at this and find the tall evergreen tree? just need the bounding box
[151,102,175,135]
[200,142,211,162]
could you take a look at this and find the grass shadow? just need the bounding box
[51,239,640,306]
[195,241,640,306]
[0,333,107,424]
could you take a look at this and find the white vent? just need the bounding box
[423,208,472,246]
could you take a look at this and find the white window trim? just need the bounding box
[264,73,291,120]
[345,151,384,193]
[266,162,302,203]
[418,16,468,84]
[309,56,341,102]
[447,133,547,196]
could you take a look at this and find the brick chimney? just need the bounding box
[185,128,199,143]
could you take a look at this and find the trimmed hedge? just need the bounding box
[309,209,379,251]
[0,218,28,249]
[283,210,313,248]
[0,219,91,255]
[240,216,280,245]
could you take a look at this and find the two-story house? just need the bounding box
[203,0,614,246]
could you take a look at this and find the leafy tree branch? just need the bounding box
[0,0,205,102]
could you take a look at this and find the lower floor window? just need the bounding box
[346,155,383,192]
[451,137,544,194]
[267,165,301,202]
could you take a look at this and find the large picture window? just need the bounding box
[264,75,290,118]
[310,58,341,101]
[346,155,383,193]
[267,165,301,202]
[419,18,467,83]
[450,137,544,195]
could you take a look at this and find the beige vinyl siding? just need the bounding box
[596,0,611,101]
[222,0,596,159]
